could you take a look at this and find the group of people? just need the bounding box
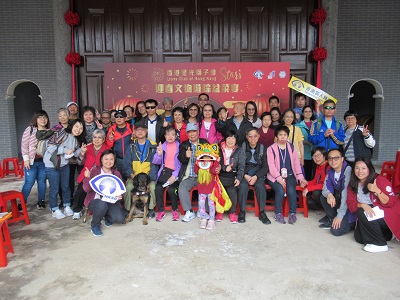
[19,93,400,253]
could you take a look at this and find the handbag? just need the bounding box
[158,167,173,184]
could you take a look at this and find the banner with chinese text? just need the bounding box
[104,62,290,113]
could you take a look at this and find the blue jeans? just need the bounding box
[46,165,71,211]
[21,160,46,203]
[266,175,297,214]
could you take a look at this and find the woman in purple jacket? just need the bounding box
[83,150,125,237]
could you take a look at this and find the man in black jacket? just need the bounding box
[216,102,253,145]
[178,123,208,222]
[237,127,271,224]
[135,99,166,143]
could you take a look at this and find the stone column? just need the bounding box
[321,0,338,95]
[53,0,72,107]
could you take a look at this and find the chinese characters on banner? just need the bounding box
[104,62,290,113]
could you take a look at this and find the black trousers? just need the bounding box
[155,181,179,212]
[354,208,392,246]
[72,182,86,213]
[88,199,125,228]
[219,175,238,214]
[306,190,323,210]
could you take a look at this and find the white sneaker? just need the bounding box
[72,212,81,220]
[182,210,195,222]
[363,244,389,253]
[64,206,74,217]
[52,209,66,219]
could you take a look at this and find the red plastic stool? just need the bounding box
[163,187,172,212]
[283,186,308,218]
[3,158,20,177]
[236,186,260,217]
[265,184,275,212]
[0,213,14,267]
[0,191,30,225]
[19,160,25,178]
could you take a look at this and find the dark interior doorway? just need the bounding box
[14,82,42,157]
[349,80,375,134]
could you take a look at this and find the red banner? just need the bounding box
[104,62,290,113]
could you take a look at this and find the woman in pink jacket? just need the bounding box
[347,157,400,253]
[266,125,307,224]
[199,104,223,144]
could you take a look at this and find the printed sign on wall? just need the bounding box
[104,62,290,113]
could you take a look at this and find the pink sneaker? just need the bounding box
[206,220,215,230]
[172,210,179,221]
[215,213,223,222]
[156,211,166,222]
[200,218,207,229]
[229,213,238,224]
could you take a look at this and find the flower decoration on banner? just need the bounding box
[312,47,327,62]
[311,8,327,25]
[65,52,82,65]
[64,11,81,26]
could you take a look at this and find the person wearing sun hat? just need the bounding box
[66,101,79,120]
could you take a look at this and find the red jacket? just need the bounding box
[105,123,132,159]
[194,160,220,194]
[347,175,400,239]
[77,143,110,184]
[307,162,329,192]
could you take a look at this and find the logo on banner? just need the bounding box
[288,76,338,104]
[89,174,126,203]
[267,71,276,79]
[279,71,287,78]
[253,70,264,79]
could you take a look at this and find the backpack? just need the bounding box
[315,118,341,133]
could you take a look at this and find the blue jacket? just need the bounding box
[308,116,345,151]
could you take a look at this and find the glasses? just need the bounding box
[327,156,341,161]
[146,106,156,109]
[115,116,125,118]
[312,153,323,159]
[324,106,336,110]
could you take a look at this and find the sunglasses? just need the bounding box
[115,115,125,118]
[324,106,336,110]
[146,106,156,109]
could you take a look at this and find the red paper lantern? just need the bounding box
[312,47,327,62]
[249,94,269,114]
[311,8,327,25]
[65,52,81,65]
[64,11,81,26]
[113,96,143,110]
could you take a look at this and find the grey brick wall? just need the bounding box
[0,0,69,160]
[334,0,400,163]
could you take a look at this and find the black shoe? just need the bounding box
[318,215,329,223]
[18,203,23,212]
[147,209,155,218]
[37,200,45,210]
[319,223,331,229]
[259,211,271,224]
[238,211,246,223]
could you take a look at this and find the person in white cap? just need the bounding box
[67,102,79,120]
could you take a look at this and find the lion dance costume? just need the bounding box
[194,143,232,226]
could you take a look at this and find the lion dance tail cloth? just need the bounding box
[210,174,232,213]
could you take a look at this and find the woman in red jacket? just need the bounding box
[347,157,400,253]
[72,129,110,219]
[302,146,329,222]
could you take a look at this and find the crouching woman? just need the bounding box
[83,150,126,237]
[347,157,400,252]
